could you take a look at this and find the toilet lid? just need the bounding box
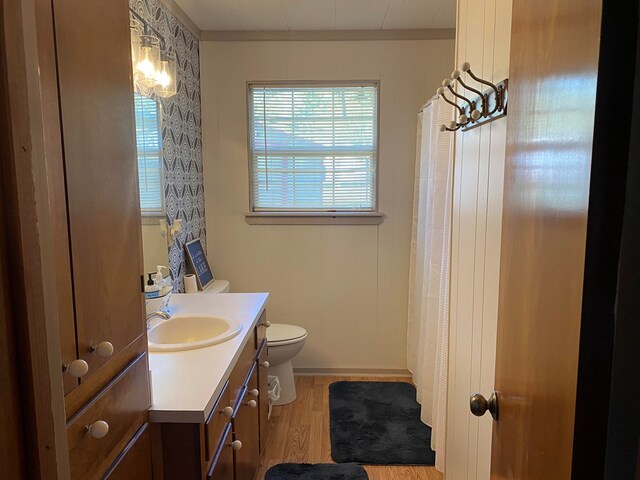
[267,323,307,344]
[202,280,230,293]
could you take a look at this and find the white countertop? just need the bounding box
[148,292,269,424]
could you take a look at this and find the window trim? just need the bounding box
[245,80,381,219]
[244,211,384,225]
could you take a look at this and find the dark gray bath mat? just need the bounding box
[265,463,368,479]
[329,381,436,465]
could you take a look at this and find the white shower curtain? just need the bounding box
[407,97,454,473]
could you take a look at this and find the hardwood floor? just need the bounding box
[255,375,443,480]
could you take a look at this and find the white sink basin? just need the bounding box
[148,315,242,352]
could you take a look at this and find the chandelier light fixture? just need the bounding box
[129,10,177,98]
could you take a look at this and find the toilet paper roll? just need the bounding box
[184,274,198,294]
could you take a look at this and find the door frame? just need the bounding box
[571,0,639,477]
[0,0,68,477]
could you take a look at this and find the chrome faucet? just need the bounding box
[146,310,170,330]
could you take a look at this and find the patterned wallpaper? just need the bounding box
[130,0,205,292]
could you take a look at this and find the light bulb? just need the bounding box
[135,35,159,88]
[156,61,171,88]
[155,51,177,98]
[137,48,154,76]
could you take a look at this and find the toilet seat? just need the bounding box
[267,323,307,346]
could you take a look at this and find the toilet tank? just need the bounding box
[202,279,231,293]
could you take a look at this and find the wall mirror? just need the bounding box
[134,91,169,276]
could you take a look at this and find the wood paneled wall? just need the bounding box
[201,39,453,371]
[446,0,512,478]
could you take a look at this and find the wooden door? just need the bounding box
[489,0,603,478]
[52,0,145,378]
[233,368,260,480]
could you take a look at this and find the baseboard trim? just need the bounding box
[293,367,412,377]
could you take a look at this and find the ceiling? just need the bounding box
[174,0,456,32]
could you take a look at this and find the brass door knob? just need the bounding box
[470,391,499,420]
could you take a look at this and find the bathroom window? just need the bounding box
[134,93,164,216]
[247,82,380,222]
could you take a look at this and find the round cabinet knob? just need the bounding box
[248,389,259,398]
[263,320,271,328]
[86,420,109,439]
[91,341,114,358]
[246,399,257,408]
[221,406,234,418]
[260,361,270,368]
[65,359,89,378]
[231,440,242,451]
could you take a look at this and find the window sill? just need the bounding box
[141,214,165,225]
[244,212,385,225]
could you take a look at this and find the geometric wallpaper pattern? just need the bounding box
[130,0,206,292]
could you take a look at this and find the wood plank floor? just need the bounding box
[255,375,443,480]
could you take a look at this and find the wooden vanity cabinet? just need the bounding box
[207,425,234,480]
[255,311,269,349]
[257,342,270,453]
[104,424,154,480]
[42,0,151,478]
[206,382,232,461]
[155,321,270,480]
[233,367,260,480]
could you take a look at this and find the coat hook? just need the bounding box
[442,78,476,113]
[451,70,485,117]
[437,87,464,116]
[458,113,471,126]
[440,120,460,132]
[461,62,501,114]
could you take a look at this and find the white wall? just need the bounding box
[142,223,169,274]
[201,39,454,371]
[446,0,512,478]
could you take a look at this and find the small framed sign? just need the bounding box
[184,239,215,291]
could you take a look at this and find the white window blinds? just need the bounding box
[134,93,164,215]
[248,83,378,212]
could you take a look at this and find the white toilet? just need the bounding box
[265,323,307,405]
[201,279,231,293]
[200,279,307,405]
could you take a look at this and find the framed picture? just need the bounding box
[184,238,215,291]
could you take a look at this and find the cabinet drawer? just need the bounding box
[205,380,232,462]
[228,330,257,408]
[232,366,260,480]
[257,341,269,453]
[103,423,152,480]
[67,354,150,480]
[255,310,268,349]
[206,424,234,480]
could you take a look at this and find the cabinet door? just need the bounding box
[233,369,260,480]
[103,424,153,480]
[207,425,234,480]
[52,0,145,379]
[257,341,269,453]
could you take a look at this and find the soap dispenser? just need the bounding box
[154,266,170,296]
[145,273,160,299]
